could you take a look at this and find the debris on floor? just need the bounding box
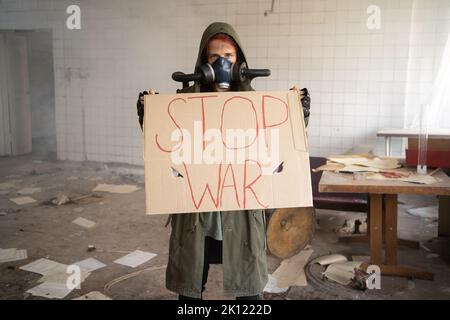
[26,281,74,299]
[0,248,28,263]
[10,196,37,205]
[264,274,289,294]
[72,217,97,229]
[20,258,67,276]
[73,291,112,300]
[20,256,108,299]
[334,219,367,235]
[406,206,438,220]
[52,194,70,206]
[71,194,103,205]
[420,243,432,252]
[17,187,41,195]
[312,254,347,266]
[93,184,140,194]
[37,269,90,285]
[86,177,102,181]
[21,258,83,299]
[323,261,364,286]
[87,245,96,252]
[0,208,21,216]
[0,182,16,190]
[103,264,166,296]
[73,258,106,273]
[113,250,157,268]
[311,254,370,290]
[272,248,314,288]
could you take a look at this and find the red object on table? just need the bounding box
[405,149,450,169]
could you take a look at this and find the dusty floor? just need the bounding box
[1,155,449,300]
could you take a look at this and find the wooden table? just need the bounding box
[319,170,450,280]
[377,128,450,157]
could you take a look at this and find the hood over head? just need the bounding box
[190,22,253,92]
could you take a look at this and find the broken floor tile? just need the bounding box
[113,250,157,268]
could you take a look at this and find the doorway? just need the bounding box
[0,30,56,159]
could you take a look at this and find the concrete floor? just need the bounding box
[1,155,449,300]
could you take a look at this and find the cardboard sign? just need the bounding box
[144,91,312,215]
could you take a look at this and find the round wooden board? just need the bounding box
[266,207,315,259]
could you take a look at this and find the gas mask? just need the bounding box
[209,57,232,90]
[172,61,271,89]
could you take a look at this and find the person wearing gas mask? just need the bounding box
[136,22,311,300]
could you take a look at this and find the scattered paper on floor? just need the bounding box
[312,254,348,266]
[0,182,16,190]
[93,184,140,194]
[323,261,363,286]
[38,270,90,285]
[263,274,289,293]
[26,282,74,299]
[20,258,68,276]
[72,217,96,229]
[73,258,106,273]
[17,187,41,195]
[10,196,37,205]
[73,291,112,300]
[0,248,28,263]
[272,249,314,288]
[113,250,157,268]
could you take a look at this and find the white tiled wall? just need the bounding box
[0,0,449,164]
[405,0,450,129]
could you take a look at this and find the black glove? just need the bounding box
[300,88,311,127]
[137,91,148,130]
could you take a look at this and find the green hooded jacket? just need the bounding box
[165,22,268,299]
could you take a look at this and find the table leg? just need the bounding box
[438,196,450,237]
[370,194,383,265]
[385,137,392,157]
[384,194,398,265]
